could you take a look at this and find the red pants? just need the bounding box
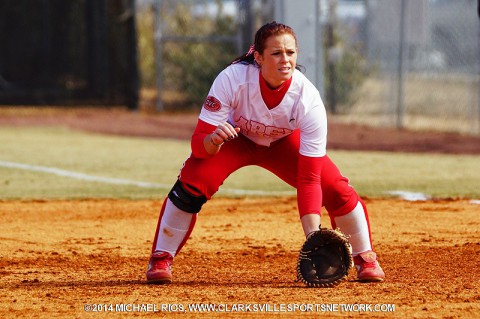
[178,130,359,217]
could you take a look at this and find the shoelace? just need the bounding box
[151,256,172,270]
[362,261,377,269]
[355,256,377,269]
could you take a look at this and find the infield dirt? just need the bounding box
[1,198,479,318]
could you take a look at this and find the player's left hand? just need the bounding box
[297,228,353,287]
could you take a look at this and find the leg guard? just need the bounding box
[333,201,372,255]
[168,179,207,214]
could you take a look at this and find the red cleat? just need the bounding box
[354,251,385,282]
[146,251,173,284]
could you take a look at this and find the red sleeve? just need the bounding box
[297,154,326,217]
[191,119,216,158]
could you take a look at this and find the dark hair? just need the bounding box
[230,21,304,72]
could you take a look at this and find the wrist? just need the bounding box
[210,133,224,147]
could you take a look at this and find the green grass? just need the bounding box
[329,151,480,198]
[1,126,479,200]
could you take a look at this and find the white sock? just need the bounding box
[333,201,372,256]
[154,198,194,257]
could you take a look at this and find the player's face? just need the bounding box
[255,33,297,89]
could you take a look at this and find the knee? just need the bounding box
[322,177,359,216]
[168,180,207,214]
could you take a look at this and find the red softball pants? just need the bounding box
[177,130,360,218]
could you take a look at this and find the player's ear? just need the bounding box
[254,51,262,66]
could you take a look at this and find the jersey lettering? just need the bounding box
[250,120,266,136]
[265,126,292,137]
[236,116,293,138]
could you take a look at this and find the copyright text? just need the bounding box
[83,303,395,313]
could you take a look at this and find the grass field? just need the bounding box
[1,126,479,200]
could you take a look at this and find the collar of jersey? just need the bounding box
[259,71,293,110]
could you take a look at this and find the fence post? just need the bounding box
[477,1,480,134]
[326,0,337,114]
[126,0,139,111]
[396,0,407,129]
[477,12,480,135]
[153,0,163,112]
[315,0,324,99]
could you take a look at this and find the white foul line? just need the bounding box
[0,160,168,189]
[0,160,295,196]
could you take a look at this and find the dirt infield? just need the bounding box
[1,198,479,318]
[1,107,479,318]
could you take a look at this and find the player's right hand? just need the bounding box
[211,122,240,145]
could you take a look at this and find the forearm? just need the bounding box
[297,154,324,217]
[191,119,239,158]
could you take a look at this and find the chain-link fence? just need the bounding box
[136,0,480,135]
[325,0,480,135]
[137,0,260,110]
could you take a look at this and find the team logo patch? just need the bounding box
[203,95,222,112]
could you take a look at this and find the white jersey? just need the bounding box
[199,63,327,157]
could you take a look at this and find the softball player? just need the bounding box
[146,21,385,284]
